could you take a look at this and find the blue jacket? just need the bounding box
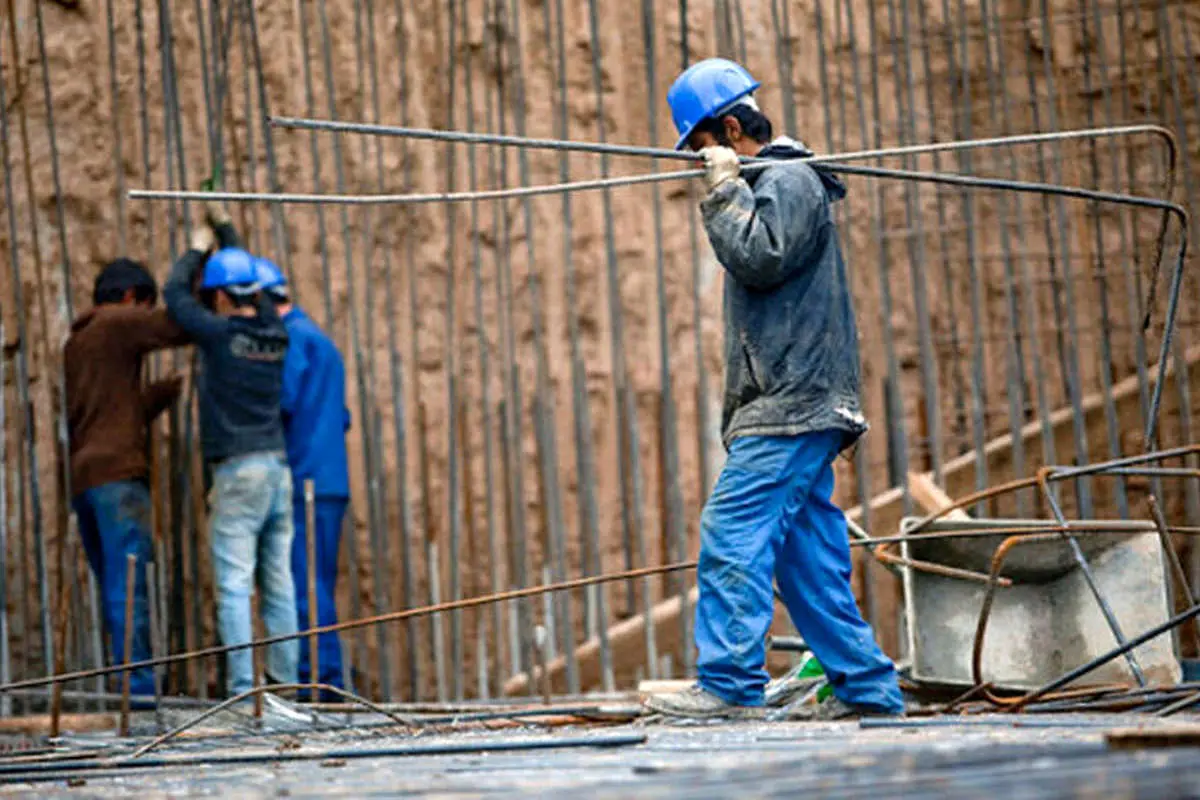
[281,307,351,499]
[700,137,867,451]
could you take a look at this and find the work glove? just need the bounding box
[189,224,216,254]
[204,199,232,228]
[699,146,741,193]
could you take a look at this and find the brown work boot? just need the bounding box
[643,684,765,720]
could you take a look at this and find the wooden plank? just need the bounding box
[907,473,971,520]
[1106,725,1200,750]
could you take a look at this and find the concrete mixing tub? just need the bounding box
[900,518,1181,689]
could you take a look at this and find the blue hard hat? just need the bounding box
[201,247,260,295]
[254,256,286,290]
[667,58,761,150]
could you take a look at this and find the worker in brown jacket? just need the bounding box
[64,259,189,705]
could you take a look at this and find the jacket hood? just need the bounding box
[754,136,847,202]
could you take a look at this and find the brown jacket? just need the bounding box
[64,305,189,495]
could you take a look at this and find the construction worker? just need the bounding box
[65,259,189,706]
[163,204,298,698]
[255,257,351,699]
[645,58,904,720]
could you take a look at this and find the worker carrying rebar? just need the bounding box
[65,260,190,707]
[163,202,299,698]
[255,258,351,700]
[645,58,904,721]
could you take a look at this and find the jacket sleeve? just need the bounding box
[213,221,243,251]
[163,249,229,345]
[699,164,829,290]
[105,307,191,354]
[140,378,182,421]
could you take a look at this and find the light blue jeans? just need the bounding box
[209,451,299,696]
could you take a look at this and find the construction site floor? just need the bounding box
[3,710,1200,798]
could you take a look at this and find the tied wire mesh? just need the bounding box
[0,0,1197,707]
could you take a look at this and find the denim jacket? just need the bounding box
[700,137,867,451]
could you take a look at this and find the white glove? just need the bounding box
[204,200,232,228]
[700,146,740,192]
[189,224,216,254]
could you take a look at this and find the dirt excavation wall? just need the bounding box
[2,0,1200,700]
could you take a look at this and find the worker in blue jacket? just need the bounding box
[255,258,351,699]
[645,59,904,721]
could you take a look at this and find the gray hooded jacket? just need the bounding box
[700,137,867,451]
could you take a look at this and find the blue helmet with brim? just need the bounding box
[667,58,761,150]
[202,247,260,296]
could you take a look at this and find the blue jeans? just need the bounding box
[72,480,155,698]
[209,451,299,696]
[291,497,347,691]
[695,432,903,712]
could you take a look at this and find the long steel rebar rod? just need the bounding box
[267,118,1175,175]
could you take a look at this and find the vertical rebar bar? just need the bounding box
[839,0,879,629]
[641,0,690,678]
[1151,0,1200,525]
[312,0,394,700]
[504,0,578,693]
[586,0,658,682]
[1032,0,1093,515]
[915,0,986,491]
[119,553,137,736]
[390,0,422,701]
[462,0,504,697]
[0,25,53,682]
[864,0,912,520]
[962,0,1031,518]
[351,0,395,700]
[0,321,7,718]
[542,0,613,691]
[306,480,319,693]
[1075,0,1130,519]
[885,0,941,481]
[106,0,128,253]
[490,0,537,689]
[241,0,294,288]
[442,0,465,701]
[981,0,1057,503]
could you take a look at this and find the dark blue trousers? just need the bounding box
[291,497,347,691]
[73,480,155,698]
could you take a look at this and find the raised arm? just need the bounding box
[163,235,229,346]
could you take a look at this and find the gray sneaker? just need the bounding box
[782,695,905,721]
[643,684,765,720]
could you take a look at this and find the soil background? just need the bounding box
[2,0,1200,699]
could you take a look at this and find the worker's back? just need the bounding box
[280,307,350,499]
[64,305,187,494]
[194,305,289,463]
[163,256,288,464]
